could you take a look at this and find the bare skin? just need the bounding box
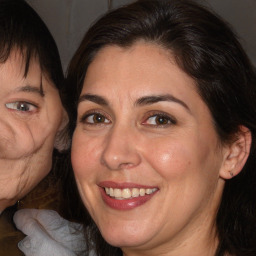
[72,42,250,255]
[0,50,64,212]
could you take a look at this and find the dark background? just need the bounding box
[26,0,256,71]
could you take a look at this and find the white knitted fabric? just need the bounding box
[13,209,90,256]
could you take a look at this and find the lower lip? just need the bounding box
[100,188,157,210]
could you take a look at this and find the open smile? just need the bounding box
[99,182,159,210]
[105,187,158,200]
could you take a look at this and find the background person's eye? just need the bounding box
[82,113,111,124]
[5,101,37,112]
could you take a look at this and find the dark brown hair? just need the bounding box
[64,0,256,255]
[0,0,64,91]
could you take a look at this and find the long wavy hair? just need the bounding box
[63,0,256,255]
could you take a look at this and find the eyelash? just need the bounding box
[5,101,38,113]
[80,110,176,128]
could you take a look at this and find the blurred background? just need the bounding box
[26,0,256,72]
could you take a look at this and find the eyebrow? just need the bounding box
[16,85,45,97]
[135,94,189,110]
[78,94,108,105]
[78,93,190,111]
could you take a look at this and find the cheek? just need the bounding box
[27,99,63,154]
[144,134,218,182]
[47,95,64,130]
[0,108,63,161]
[71,131,102,214]
[32,93,64,147]
[145,137,222,219]
[145,141,193,178]
[71,131,100,179]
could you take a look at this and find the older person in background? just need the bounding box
[0,0,68,254]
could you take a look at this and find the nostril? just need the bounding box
[119,162,136,169]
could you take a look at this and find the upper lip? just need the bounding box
[98,181,158,189]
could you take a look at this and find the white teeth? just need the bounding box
[132,188,139,197]
[104,187,157,199]
[146,188,153,194]
[139,188,145,196]
[109,188,114,197]
[122,188,131,198]
[114,188,122,198]
[105,188,110,195]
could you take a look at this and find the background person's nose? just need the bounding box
[0,118,36,159]
[0,119,15,157]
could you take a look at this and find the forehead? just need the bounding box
[0,49,44,94]
[82,42,198,100]
[0,48,41,75]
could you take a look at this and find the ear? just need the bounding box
[54,109,70,152]
[219,126,251,180]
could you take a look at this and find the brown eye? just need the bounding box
[82,113,110,124]
[155,116,169,125]
[143,113,176,126]
[93,114,106,123]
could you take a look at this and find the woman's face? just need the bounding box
[0,50,64,211]
[72,42,227,254]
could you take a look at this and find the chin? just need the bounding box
[104,237,143,249]
[100,226,152,249]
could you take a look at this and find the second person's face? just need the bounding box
[72,42,227,254]
[0,50,64,211]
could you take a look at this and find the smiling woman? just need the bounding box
[63,0,256,255]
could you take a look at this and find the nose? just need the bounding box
[0,118,35,159]
[0,119,15,157]
[101,125,141,170]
